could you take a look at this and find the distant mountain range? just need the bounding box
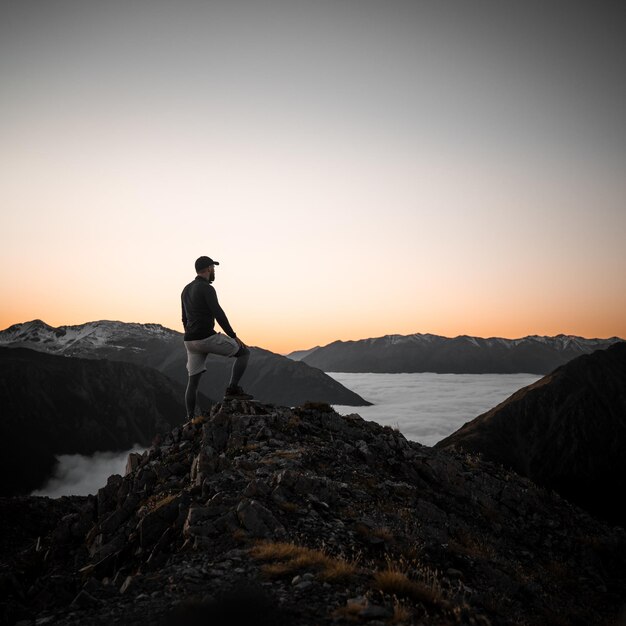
[0,320,368,406]
[0,347,193,496]
[437,341,626,525]
[288,332,623,373]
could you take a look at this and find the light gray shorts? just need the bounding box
[184,333,240,376]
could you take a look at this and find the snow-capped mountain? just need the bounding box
[0,320,368,406]
[0,319,177,356]
[293,332,623,374]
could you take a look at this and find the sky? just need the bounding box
[2,0,625,354]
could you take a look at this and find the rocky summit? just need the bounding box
[2,400,625,626]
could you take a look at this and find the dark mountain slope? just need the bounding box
[0,347,192,495]
[0,320,369,406]
[1,399,625,625]
[300,332,622,373]
[437,342,626,524]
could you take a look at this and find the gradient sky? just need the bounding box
[1,0,625,353]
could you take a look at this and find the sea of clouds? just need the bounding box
[34,372,540,497]
[329,372,541,447]
[32,446,145,498]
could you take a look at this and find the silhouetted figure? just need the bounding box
[181,256,252,418]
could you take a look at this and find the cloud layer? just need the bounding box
[331,372,540,447]
[33,446,145,498]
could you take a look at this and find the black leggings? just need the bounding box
[185,345,250,417]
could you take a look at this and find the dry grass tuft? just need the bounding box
[374,570,431,603]
[251,541,304,561]
[286,414,301,429]
[250,541,358,582]
[391,599,412,623]
[372,560,446,609]
[231,528,249,543]
[153,494,177,511]
[331,602,363,622]
[321,558,359,582]
[274,448,303,460]
[357,524,394,543]
[450,528,497,561]
[142,493,176,514]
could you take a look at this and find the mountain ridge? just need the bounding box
[0,346,193,496]
[436,341,626,525]
[291,331,623,373]
[0,320,369,407]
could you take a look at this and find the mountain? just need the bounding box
[2,399,624,625]
[298,332,623,373]
[286,346,320,361]
[436,342,626,525]
[0,347,194,496]
[0,320,369,406]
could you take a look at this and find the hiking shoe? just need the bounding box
[224,385,254,400]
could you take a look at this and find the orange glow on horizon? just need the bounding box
[1,1,625,359]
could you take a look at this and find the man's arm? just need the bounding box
[205,285,237,338]
[181,293,187,329]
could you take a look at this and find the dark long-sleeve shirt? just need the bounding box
[181,276,237,341]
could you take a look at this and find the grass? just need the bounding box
[373,570,440,606]
[286,414,302,429]
[273,448,304,460]
[356,523,394,543]
[141,492,177,514]
[250,541,359,582]
[371,557,447,610]
[391,599,412,623]
[449,528,498,561]
[331,601,364,622]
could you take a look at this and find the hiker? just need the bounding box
[181,255,252,418]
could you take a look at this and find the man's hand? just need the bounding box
[235,337,247,349]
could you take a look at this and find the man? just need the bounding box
[181,255,252,418]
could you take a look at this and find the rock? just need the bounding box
[119,575,135,594]
[360,604,392,619]
[70,589,100,608]
[236,499,285,538]
[138,495,182,548]
[125,453,142,476]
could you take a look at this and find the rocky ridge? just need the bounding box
[1,400,625,625]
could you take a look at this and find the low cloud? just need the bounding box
[32,446,145,498]
[330,372,540,447]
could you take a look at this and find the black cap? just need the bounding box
[195,256,220,272]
